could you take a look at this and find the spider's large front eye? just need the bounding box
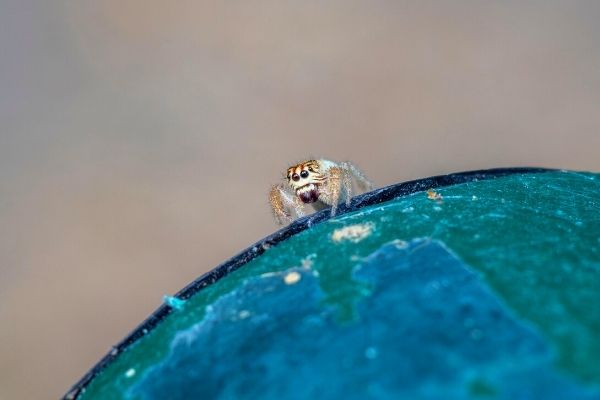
[292,173,300,182]
[300,170,309,179]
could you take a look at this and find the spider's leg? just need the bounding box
[342,166,353,206]
[325,166,344,217]
[269,184,304,225]
[341,161,373,192]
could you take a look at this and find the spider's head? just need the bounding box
[287,160,324,203]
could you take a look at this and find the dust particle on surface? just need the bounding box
[331,222,375,243]
[284,271,301,285]
[427,189,443,202]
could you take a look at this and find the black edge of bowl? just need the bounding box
[63,166,553,399]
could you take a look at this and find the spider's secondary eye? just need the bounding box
[300,170,309,179]
[292,173,300,181]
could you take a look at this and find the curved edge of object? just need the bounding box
[63,166,554,399]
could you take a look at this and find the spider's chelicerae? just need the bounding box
[269,159,373,225]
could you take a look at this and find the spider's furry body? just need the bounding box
[269,159,373,225]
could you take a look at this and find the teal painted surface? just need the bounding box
[79,171,600,399]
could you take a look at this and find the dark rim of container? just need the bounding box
[63,167,554,399]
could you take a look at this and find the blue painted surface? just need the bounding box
[74,171,600,400]
[130,240,598,399]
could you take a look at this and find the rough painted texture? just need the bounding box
[129,240,596,399]
[74,171,600,399]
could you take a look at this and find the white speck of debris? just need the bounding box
[392,239,408,249]
[365,347,378,360]
[472,195,478,201]
[284,271,301,285]
[125,368,136,378]
[301,254,316,269]
[238,310,251,319]
[331,222,375,243]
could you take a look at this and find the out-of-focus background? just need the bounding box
[1,1,599,398]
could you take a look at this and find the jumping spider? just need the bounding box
[269,159,373,225]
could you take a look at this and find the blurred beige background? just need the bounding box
[1,1,599,398]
